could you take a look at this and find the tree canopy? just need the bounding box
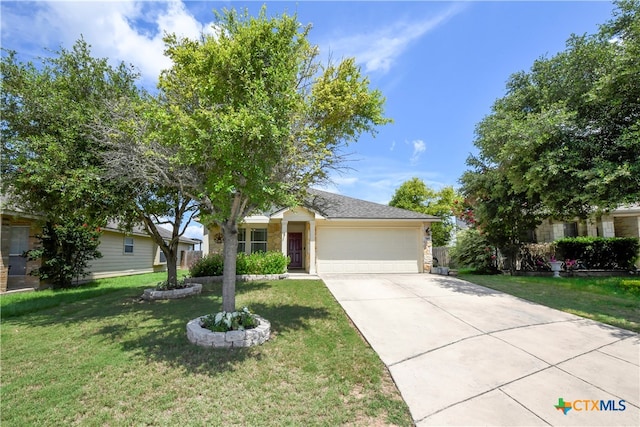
[1,39,140,287]
[1,39,140,223]
[388,178,462,246]
[462,0,639,222]
[155,8,390,311]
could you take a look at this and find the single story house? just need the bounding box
[1,206,197,292]
[204,189,440,274]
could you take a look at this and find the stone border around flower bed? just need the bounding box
[142,283,203,300]
[186,315,271,348]
[184,274,288,285]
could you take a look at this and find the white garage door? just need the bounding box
[316,227,421,273]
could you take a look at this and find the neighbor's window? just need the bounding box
[563,222,578,238]
[250,228,267,253]
[237,228,246,253]
[124,237,134,254]
[159,251,167,263]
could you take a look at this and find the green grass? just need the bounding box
[0,274,412,426]
[460,273,640,332]
[1,271,191,319]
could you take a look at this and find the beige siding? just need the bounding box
[86,230,163,279]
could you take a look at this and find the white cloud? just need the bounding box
[410,139,426,164]
[2,1,216,87]
[182,223,204,241]
[324,4,464,73]
[333,176,359,186]
[390,141,396,151]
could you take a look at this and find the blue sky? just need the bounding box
[1,1,615,239]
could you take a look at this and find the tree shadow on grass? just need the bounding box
[94,301,330,375]
[7,280,330,375]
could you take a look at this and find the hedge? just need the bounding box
[555,237,639,270]
[190,251,290,277]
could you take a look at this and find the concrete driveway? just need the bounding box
[321,273,639,426]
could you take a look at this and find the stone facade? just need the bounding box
[267,222,281,252]
[423,224,433,272]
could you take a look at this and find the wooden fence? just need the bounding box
[432,246,451,267]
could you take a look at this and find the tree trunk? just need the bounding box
[165,248,178,287]
[221,221,238,312]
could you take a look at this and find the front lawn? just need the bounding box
[0,274,412,426]
[460,273,640,332]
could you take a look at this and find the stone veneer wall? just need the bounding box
[207,224,224,254]
[267,222,281,252]
[422,225,433,272]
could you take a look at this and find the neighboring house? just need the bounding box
[1,207,197,292]
[204,189,440,274]
[534,204,640,268]
[85,222,198,281]
[535,204,640,242]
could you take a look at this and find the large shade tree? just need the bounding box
[463,0,639,222]
[1,40,140,287]
[156,9,389,311]
[460,0,639,266]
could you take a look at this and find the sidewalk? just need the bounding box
[321,273,639,426]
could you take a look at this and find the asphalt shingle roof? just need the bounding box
[306,189,439,220]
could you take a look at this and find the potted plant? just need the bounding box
[549,256,563,278]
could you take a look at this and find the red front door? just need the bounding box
[287,233,303,269]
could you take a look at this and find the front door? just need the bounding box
[287,233,303,269]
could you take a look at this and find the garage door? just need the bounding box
[316,227,421,273]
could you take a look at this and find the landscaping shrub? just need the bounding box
[450,229,499,274]
[555,237,639,270]
[155,277,190,290]
[190,251,289,277]
[200,307,258,332]
[190,253,224,277]
[27,220,102,288]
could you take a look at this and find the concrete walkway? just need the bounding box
[321,273,639,426]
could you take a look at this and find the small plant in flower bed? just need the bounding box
[155,277,191,291]
[200,307,258,332]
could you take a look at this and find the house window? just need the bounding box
[124,237,134,254]
[159,251,167,263]
[250,228,267,253]
[563,222,578,238]
[237,228,246,253]
[9,226,30,276]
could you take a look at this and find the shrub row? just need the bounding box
[190,251,290,277]
[555,237,639,270]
